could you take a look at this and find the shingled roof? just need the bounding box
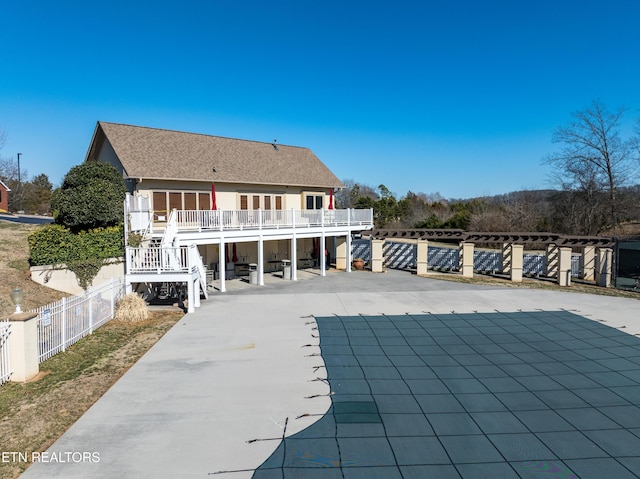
[86,122,344,189]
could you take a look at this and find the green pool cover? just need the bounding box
[253,311,640,478]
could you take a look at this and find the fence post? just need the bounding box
[61,297,67,352]
[88,286,93,334]
[7,312,40,382]
[111,278,115,318]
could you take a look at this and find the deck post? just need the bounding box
[291,232,298,281]
[193,273,201,308]
[258,235,264,286]
[336,236,347,270]
[320,234,326,276]
[346,233,352,272]
[219,237,226,293]
[187,276,195,313]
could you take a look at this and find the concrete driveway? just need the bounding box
[20,269,640,478]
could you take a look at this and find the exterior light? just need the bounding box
[10,287,24,314]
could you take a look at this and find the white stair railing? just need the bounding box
[188,244,208,299]
[161,210,182,271]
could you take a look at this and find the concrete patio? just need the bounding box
[20,269,640,478]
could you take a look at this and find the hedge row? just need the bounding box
[29,224,124,267]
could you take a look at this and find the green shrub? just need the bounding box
[51,163,126,232]
[29,224,124,290]
[28,224,76,266]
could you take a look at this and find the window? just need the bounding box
[153,192,167,221]
[239,193,284,210]
[168,192,181,211]
[305,194,323,210]
[184,192,196,210]
[152,190,212,220]
[198,193,210,210]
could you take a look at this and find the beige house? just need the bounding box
[86,122,374,311]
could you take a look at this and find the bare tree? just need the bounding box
[544,100,635,232]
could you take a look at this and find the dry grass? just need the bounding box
[114,293,149,322]
[424,270,640,300]
[0,221,66,318]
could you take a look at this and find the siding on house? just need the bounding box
[0,181,10,213]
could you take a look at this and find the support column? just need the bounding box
[193,275,201,308]
[320,234,326,277]
[597,247,613,288]
[510,244,524,283]
[416,239,429,276]
[336,236,347,270]
[291,234,298,281]
[8,312,39,382]
[371,239,385,273]
[218,238,226,293]
[258,236,264,286]
[582,246,596,281]
[187,276,195,313]
[460,242,474,278]
[346,233,352,273]
[558,247,572,287]
[545,244,559,279]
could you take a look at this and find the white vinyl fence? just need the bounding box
[0,322,11,385]
[33,278,127,363]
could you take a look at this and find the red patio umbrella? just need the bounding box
[232,243,238,263]
[211,183,217,210]
[328,188,334,210]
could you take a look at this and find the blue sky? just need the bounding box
[1,0,639,199]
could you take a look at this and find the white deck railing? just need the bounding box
[167,208,373,233]
[127,246,190,273]
[126,244,210,278]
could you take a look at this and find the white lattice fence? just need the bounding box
[355,240,583,277]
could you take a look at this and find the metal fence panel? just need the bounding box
[0,322,11,385]
[34,278,126,363]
